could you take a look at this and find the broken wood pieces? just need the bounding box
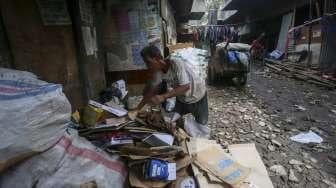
[265,63,336,89]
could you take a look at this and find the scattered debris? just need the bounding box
[294,165,303,173]
[265,62,336,89]
[289,159,303,166]
[294,105,307,111]
[302,152,310,159]
[273,128,281,133]
[270,165,287,176]
[328,152,336,162]
[289,169,299,183]
[310,157,318,163]
[290,131,323,144]
[258,121,266,127]
[305,164,313,169]
[322,179,336,188]
[330,109,336,115]
[268,144,276,151]
[271,139,282,147]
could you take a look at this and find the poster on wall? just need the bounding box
[128,11,140,30]
[131,43,144,66]
[113,9,130,33]
[106,0,162,72]
[36,0,72,25]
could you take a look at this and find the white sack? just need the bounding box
[0,129,126,188]
[0,68,70,172]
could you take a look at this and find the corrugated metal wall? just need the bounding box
[319,0,336,73]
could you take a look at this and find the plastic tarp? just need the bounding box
[0,68,70,172]
[0,129,127,188]
[216,42,251,51]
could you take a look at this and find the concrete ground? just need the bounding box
[208,66,336,188]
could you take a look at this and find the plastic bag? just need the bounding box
[0,129,126,188]
[184,117,210,139]
[0,68,70,172]
[235,51,250,67]
[165,97,176,112]
[290,131,323,144]
[228,51,238,64]
[169,48,209,81]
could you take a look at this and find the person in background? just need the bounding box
[133,45,209,133]
[250,32,266,64]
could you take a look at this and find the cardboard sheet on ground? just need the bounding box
[186,138,222,155]
[195,146,251,186]
[187,139,227,186]
[187,139,272,188]
[191,163,228,188]
[228,144,274,188]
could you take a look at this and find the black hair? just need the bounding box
[164,46,170,58]
[141,45,163,60]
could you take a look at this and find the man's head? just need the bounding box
[141,45,165,71]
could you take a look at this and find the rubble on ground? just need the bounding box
[208,67,336,187]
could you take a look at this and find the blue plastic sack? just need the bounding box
[228,51,238,64]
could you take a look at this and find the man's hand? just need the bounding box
[128,110,139,121]
[149,95,165,105]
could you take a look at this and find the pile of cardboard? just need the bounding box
[74,100,274,188]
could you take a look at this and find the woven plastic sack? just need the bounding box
[0,129,126,188]
[0,68,70,172]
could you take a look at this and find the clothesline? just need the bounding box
[191,24,239,46]
[187,24,237,28]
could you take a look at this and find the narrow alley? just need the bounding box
[0,0,335,187]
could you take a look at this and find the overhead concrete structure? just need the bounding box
[222,0,310,23]
[169,0,206,22]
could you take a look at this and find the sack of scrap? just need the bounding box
[0,68,70,172]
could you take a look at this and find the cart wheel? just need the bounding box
[208,67,215,84]
[234,73,247,86]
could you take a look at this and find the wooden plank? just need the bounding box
[267,61,336,89]
[265,64,282,72]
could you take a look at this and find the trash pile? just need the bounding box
[0,67,274,188]
[67,79,273,187]
[73,100,274,188]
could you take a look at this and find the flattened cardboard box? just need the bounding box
[195,146,251,186]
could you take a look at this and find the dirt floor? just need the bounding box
[208,66,336,188]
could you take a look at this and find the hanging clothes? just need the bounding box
[192,24,240,49]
